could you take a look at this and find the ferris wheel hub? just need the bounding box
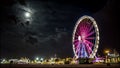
[78,36,81,41]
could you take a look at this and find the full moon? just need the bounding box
[25,12,31,18]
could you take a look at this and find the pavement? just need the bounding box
[1,64,120,68]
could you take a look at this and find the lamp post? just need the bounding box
[105,50,109,63]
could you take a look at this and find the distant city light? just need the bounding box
[105,50,109,54]
[1,59,6,63]
[35,57,39,60]
[40,58,43,61]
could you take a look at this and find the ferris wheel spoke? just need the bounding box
[74,36,78,39]
[75,31,80,36]
[81,23,87,32]
[85,44,89,54]
[85,44,91,55]
[85,40,93,47]
[86,30,95,37]
[88,25,93,33]
[86,44,92,53]
[83,25,89,33]
[79,44,82,57]
[75,49,78,54]
[77,25,81,29]
[74,42,79,47]
[80,27,84,32]
[87,47,92,55]
[85,37,95,40]
[75,34,78,37]
[74,39,79,43]
[76,44,80,54]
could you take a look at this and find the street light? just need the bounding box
[105,50,110,63]
[105,50,109,55]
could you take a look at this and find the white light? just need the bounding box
[96,45,98,48]
[40,58,43,61]
[36,57,39,60]
[78,36,81,41]
[25,12,31,18]
[97,36,99,40]
[96,28,99,31]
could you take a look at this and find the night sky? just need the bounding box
[0,0,119,59]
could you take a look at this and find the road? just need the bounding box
[1,64,120,68]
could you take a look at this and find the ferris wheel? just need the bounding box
[72,15,99,58]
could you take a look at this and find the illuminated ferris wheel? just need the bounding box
[72,15,99,58]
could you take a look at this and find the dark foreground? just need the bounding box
[1,64,120,68]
